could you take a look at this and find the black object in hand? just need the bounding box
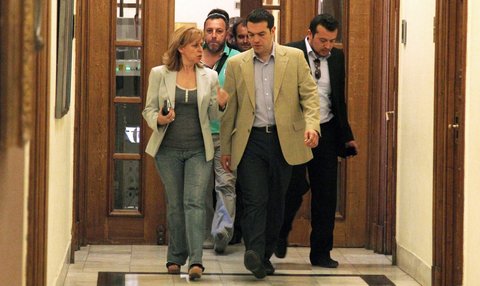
[161,99,171,116]
[344,146,357,157]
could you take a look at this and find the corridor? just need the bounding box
[64,245,420,285]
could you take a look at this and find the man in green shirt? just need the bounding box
[201,8,240,254]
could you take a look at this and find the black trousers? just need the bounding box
[280,120,338,262]
[237,127,292,261]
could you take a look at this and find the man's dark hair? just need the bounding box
[205,8,229,28]
[232,18,247,39]
[246,8,274,29]
[309,13,339,35]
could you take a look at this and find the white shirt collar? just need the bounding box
[305,37,331,60]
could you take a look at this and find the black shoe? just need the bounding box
[274,237,287,258]
[263,260,275,275]
[311,256,339,268]
[229,231,242,245]
[244,250,266,279]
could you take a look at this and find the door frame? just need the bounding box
[432,0,466,285]
[27,0,50,284]
[27,0,51,283]
[367,0,399,255]
[0,0,50,286]
[72,0,86,252]
[1,0,49,285]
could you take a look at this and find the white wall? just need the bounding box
[46,1,76,285]
[175,0,240,28]
[463,0,480,284]
[396,0,435,285]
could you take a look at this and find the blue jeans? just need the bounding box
[208,135,237,241]
[155,146,212,267]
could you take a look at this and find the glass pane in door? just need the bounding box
[117,0,142,41]
[115,103,141,153]
[263,0,280,5]
[114,159,140,210]
[266,9,280,43]
[318,0,343,43]
[116,46,141,97]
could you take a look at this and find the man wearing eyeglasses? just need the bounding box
[274,14,358,268]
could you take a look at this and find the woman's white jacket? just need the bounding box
[142,65,221,161]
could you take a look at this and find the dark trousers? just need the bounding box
[237,127,292,261]
[280,120,338,262]
[231,181,243,242]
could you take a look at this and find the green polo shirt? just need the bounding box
[209,45,240,134]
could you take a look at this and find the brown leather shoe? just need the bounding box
[166,263,181,274]
[188,264,204,280]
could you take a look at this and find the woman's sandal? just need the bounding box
[166,262,181,274]
[188,264,205,280]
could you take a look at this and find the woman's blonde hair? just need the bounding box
[163,26,204,71]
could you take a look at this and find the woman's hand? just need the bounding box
[216,87,229,110]
[157,109,176,125]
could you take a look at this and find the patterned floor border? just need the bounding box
[97,272,396,285]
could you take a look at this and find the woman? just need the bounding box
[142,26,228,280]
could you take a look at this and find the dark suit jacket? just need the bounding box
[287,40,354,156]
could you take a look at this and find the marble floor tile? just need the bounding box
[63,271,98,286]
[124,274,174,286]
[65,245,422,286]
[89,245,132,254]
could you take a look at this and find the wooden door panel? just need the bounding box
[84,0,112,242]
[433,0,466,284]
[334,0,370,248]
[141,0,173,244]
[77,0,173,244]
[286,0,370,248]
[288,193,311,245]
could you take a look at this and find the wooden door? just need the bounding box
[432,0,466,284]
[285,0,371,248]
[74,0,174,244]
[1,0,46,285]
[367,0,399,254]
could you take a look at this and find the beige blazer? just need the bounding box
[220,44,320,170]
[143,65,221,161]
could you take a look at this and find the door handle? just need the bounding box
[448,123,459,129]
[385,111,395,121]
[35,0,44,51]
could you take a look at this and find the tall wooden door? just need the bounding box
[74,0,174,244]
[286,0,372,248]
[432,0,466,284]
[367,0,399,255]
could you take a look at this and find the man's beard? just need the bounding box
[206,41,226,54]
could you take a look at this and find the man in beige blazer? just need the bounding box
[220,9,320,279]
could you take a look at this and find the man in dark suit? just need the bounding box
[274,14,358,268]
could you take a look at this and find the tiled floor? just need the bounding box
[64,245,422,285]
